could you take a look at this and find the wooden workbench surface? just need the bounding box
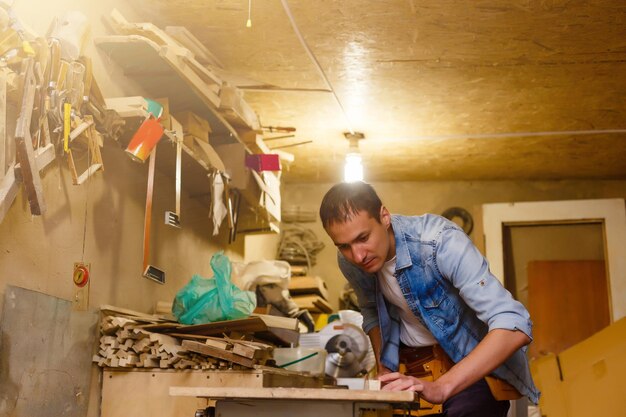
[170,386,417,403]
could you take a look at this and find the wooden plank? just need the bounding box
[95,35,223,117]
[193,137,226,172]
[107,9,191,59]
[203,336,232,351]
[252,313,299,330]
[162,317,298,347]
[256,327,299,347]
[14,144,56,181]
[14,59,46,215]
[231,341,269,360]
[168,316,269,336]
[181,340,256,368]
[224,336,273,351]
[169,386,417,403]
[2,144,55,224]
[165,26,224,69]
[34,143,56,170]
[0,166,18,223]
[100,304,171,323]
[137,322,181,331]
[104,96,148,118]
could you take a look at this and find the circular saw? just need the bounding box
[320,321,373,378]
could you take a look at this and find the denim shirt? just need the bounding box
[338,214,540,404]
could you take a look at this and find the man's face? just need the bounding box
[325,207,394,274]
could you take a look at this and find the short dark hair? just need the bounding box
[319,181,383,228]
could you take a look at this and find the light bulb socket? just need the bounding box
[344,131,365,152]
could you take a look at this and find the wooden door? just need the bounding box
[527,260,610,358]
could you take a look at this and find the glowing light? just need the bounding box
[344,152,363,182]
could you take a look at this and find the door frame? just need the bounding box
[482,198,626,321]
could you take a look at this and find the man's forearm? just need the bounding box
[435,328,530,400]
[368,326,386,372]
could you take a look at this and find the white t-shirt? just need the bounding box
[377,256,437,347]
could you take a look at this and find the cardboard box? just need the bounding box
[245,154,280,172]
[530,317,626,417]
[214,142,250,190]
[173,111,211,142]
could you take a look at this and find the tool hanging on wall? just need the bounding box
[221,174,241,244]
[0,10,122,225]
[142,145,165,284]
[211,171,227,236]
[62,58,105,185]
[125,100,164,162]
[228,187,241,244]
[164,130,182,228]
[66,116,104,185]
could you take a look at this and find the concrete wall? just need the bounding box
[283,180,626,311]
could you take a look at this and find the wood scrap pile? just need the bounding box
[93,313,275,371]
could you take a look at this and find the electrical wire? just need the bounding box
[277,225,325,270]
[81,135,91,262]
[280,0,355,135]
[246,0,252,28]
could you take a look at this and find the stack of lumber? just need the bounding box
[94,316,191,369]
[93,310,276,371]
[289,276,333,314]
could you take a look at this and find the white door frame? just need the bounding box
[482,198,626,321]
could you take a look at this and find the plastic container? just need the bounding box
[273,347,327,376]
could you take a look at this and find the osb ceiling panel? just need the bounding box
[129,0,626,182]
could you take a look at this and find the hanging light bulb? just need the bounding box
[344,152,363,182]
[246,0,252,27]
[343,132,365,182]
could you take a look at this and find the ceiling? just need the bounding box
[129,0,626,183]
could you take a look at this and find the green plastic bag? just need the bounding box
[172,252,256,325]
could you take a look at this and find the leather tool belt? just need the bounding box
[395,344,522,416]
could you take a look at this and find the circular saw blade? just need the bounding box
[321,322,370,378]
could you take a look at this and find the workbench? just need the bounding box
[101,367,324,417]
[169,386,419,417]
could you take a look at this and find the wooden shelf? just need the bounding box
[95,35,246,147]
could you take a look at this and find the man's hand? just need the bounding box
[379,329,530,403]
[378,372,451,404]
[377,365,392,377]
